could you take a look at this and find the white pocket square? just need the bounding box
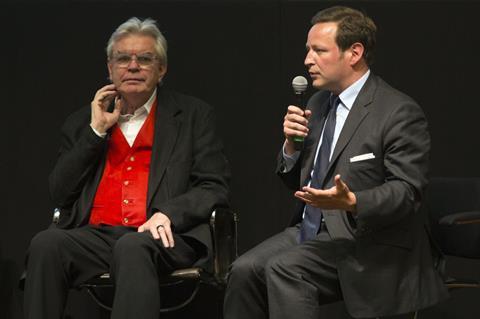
[349,153,375,163]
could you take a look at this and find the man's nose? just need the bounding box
[304,50,314,66]
[127,56,141,70]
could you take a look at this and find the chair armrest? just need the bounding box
[444,277,480,290]
[210,207,238,283]
[439,211,480,225]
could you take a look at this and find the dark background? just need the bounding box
[2,0,480,318]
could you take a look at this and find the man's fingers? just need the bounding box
[158,228,170,248]
[147,224,160,240]
[287,105,305,115]
[111,96,123,115]
[294,191,315,205]
[163,226,175,248]
[148,222,174,248]
[285,113,309,127]
[295,190,313,200]
[285,119,309,132]
[156,225,174,248]
[95,90,116,101]
[334,175,348,193]
[304,110,312,120]
[334,175,342,188]
[302,186,322,195]
[294,191,305,200]
[93,84,116,101]
[284,128,308,138]
[98,83,116,92]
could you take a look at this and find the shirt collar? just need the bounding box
[338,70,370,111]
[143,88,157,114]
[119,88,157,120]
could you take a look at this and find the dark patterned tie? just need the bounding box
[299,95,340,242]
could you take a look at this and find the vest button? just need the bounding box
[123,217,129,224]
[130,156,135,162]
[126,166,133,171]
[124,180,129,186]
[123,199,129,204]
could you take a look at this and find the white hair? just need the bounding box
[106,17,167,65]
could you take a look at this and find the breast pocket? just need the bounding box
[345,157,384,189]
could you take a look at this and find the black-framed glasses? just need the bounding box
[111,52,159,68]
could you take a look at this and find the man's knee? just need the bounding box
[28,228,67,257]
[228,252,266,283]
[113,232,152,261]
[264,253,296,279]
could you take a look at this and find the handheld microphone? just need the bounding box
[291,75,308,150]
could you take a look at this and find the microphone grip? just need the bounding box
[293,92,305,151]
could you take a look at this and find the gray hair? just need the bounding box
[106,17,168,66]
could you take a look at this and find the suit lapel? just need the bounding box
[147,88,181,207]
[324,75,377,186]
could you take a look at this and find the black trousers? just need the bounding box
[223,224,343,319]
[23,225,200,319]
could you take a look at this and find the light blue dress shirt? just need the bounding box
[283,70,371,175]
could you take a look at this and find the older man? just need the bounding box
[24,17,230,319]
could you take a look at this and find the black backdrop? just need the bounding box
[2,1,480,318]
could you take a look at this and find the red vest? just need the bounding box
[89,100,157,227]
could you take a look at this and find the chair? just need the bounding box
[375,177,480,319]
[425,177,480,291]
[79,207,238,313]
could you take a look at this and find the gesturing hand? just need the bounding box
[90,84,123,134]
[138,212,175,248]
[295,175,357,213]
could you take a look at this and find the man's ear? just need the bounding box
[349,42,365,66]
[158,64,168,83]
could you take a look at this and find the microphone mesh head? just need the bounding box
[292,76,308,93]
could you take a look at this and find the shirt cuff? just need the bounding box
[282,142,300,172]
[90,124,107,138]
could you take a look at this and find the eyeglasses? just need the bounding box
[110,52,159,68]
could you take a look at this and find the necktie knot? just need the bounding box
[329,94,340,113]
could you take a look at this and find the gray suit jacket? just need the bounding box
[277,74,448,317]
[49,87,230,269]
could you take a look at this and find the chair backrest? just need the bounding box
[426,177,480,259]
[210,207,238,283]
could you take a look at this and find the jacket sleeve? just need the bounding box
[276,148,302,191]
[354,100,430,234]
[49,109,106,208]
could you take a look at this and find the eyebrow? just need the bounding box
[114,51,155,55]
[306,44,325,51]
